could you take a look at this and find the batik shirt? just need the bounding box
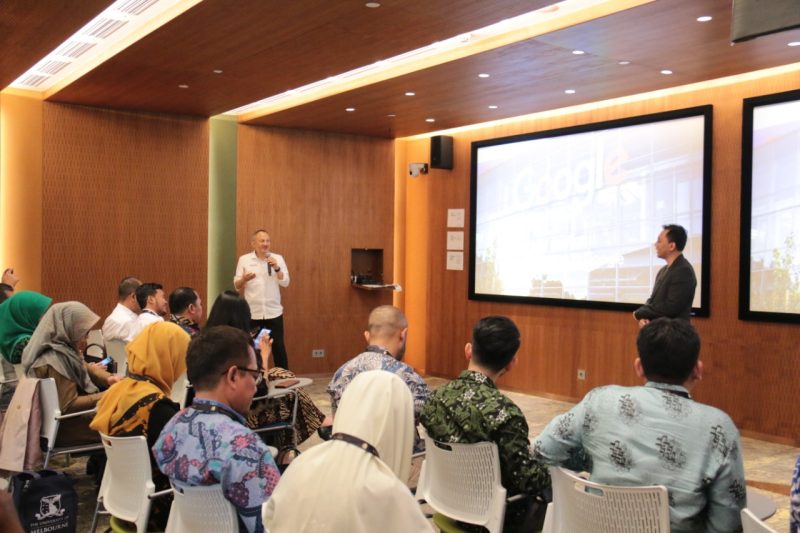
[791,456,800,533]
[533,382,746,533]
[153,399,280,533]
[327,347,431,416]
[167,314,200,337]
[420,370,550,496]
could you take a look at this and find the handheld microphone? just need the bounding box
[266,252,272,276]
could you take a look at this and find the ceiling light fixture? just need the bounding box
[230,0,653,118]
[478,73,490,78]
[365,2,381,7]
[564,89,576,94]
[212,69,223,74]
[661,69,673,75]
[345,107,355,112]
[488,105,498,109]
[618,60,631,65]
[572,49,585,55]
[789,41,800,47]
[387,114,396,117]
[696,16,712,22]
[178,84,189,89]
[425,118,435,123]
[405,91,416,96]
[9,0,201,95]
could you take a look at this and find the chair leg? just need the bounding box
[43,449,52,469]
[89,496,104,533]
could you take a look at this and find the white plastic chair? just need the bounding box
[89,434,172,533]
[165,483,239,533]
[170,373,188,407]
[105,339,128,375]
[741,508,779,533]
[39,377,103,468]
[416,437,520,533]
[542,466,670,533]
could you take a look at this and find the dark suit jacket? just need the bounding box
[634,254,697,321]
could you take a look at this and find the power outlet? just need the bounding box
[577,369,587,380]
[312,349,325,358]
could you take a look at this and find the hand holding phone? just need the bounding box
[253,328,271,350]
[100,356,113,367]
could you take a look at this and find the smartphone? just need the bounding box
[253,328,271,350]
[100,356,113,366]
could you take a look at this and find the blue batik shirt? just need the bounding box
[153,399,280,533]
[533,382,746,533]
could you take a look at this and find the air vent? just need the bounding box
[119,0,159,15]
[86,17,129,39]
[38,60,70,75]
[20,74,49,87]
[54,41,97,59]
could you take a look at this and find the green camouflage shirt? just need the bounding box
[420,370,550,496]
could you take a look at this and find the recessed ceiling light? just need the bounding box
[478,73,490,78]
[405,91,415,96]
[345,107,355,112]
[425,118,435,123]
[212,69,223,74]
[789,41,800,47]
[387,114,396,117]
[572,49,585,55]
[564,89,576,94]
[660,69,673,75]
[696,16,712,22]
[178,84,189,89]
[618,60,631,65]
[365,2,381,7]
[488,105,498,109]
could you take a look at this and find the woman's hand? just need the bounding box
[259,332,273,371]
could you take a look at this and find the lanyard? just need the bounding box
[365,344,392,358]
[190,401,243,423]
[331,432,380,458]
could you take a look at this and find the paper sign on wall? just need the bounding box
[447,208,465,228]
[446,251,464,271]
[447,231,464,250]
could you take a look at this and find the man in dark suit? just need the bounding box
[634,224,697,325]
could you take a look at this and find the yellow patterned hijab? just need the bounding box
[91,322,189,437]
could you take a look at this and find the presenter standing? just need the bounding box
[633,224,697,326]
[234,229,291,369]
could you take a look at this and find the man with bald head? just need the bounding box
[326,305,430,419]
[101,276,141,342]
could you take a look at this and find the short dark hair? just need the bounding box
[135,283,163,310]
[637,318,700,384]
[187,326,253,391]
[117,277,141,300]
[662,224,688,251]
[169,287,199,315]
[0,283,13,304]
[204,290,252,334]
[471,316,521,372]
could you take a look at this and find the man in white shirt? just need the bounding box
[234,229,291,369]
[101,277,141,342]
[125,282,168,341]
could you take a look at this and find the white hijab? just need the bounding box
[263,370,432,532]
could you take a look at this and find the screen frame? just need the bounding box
[739,88,800,323]
[468,105,713,316]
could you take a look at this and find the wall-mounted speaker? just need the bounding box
[430,135,453,170]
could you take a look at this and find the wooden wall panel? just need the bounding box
[401,70,800,443]
[237,126,394,375]
[42,103,208,323]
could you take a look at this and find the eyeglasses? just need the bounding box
[222,366,264,385]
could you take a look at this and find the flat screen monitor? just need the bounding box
[740,89,800,322]
[469,106,712,315]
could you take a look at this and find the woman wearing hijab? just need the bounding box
[91,321,190,530]
[263,370,433,532]
[205,291,326,451]
[22,301,116,446]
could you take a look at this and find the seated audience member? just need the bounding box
[533,318,746,532]
[326,305,430,427]
[167,286,203,336]
[153,326,280,533]
[91,322,190,530]
[0,268,19,303]
[421,316,549,533]
[791,457,800,533]
[126,282,167,342]
[204,290,325,450]
[22,302,118,445]
[101,276,141,342]
[263,371,432,532]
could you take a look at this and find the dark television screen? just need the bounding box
[469,106,712,315]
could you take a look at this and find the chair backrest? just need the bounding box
[165,483,238,533]
[85,329,105,358]
[544,467,670,533]
[100,434,156,533]
[38,378,62,449]
[416,437,508,533]
[170,373,188,407]
[105,339,128,375]
[741,508,779,533]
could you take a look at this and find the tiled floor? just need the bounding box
[38,372,799,532]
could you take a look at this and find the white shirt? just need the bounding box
[101,303,138,342]
[125,309,164,342]
[234,251,290,320]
